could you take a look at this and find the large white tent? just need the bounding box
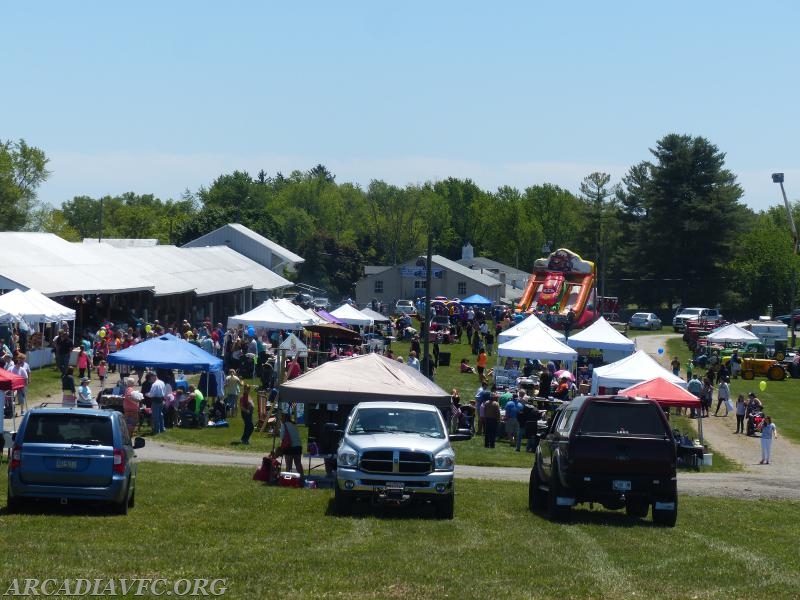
[497,326,577,361]
[705,323,759,344]
[359,307,391,323]
[330,303,373,326]
[591,350,686,394]
[498,313,564,344]
[274,298,323,325]
[567,316,636,363]
[227,299,313,330]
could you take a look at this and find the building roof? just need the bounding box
[0,232,292,298]
[182,223,304,266]
[364,265,392,276]
[429,255,502,287]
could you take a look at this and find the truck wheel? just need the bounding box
[334,484,352,516]
[547,466,571,522]
[652,494,678,527]
[625,498,649,519]
[435,494,454,520]
[767,365,786,381]
[741,369,755,380]
[529,463,547,512]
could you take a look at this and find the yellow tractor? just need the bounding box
[739,357,787,381]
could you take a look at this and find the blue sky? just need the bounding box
[2,1,798,212]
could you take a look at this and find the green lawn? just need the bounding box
[666,337,800,444]
[1,462,797,600]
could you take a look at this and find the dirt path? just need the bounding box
[634,333,800,480]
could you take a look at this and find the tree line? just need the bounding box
[2,135,799,319]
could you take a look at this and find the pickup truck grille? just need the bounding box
[360,450,433,475]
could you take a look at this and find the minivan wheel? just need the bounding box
[6,490,21,514]
[113,483,130,515]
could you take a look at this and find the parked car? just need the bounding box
[395,299,416,316]
[7,406,145,514]
[628,312,662,330]
[334,401,471,518]
[312,297,331,311]
[672,307,723,332]
[429,315,451,331]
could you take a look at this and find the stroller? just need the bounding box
[746,410,765,436]
[209,398,227,423]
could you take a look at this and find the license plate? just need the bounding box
[55,459,77,470]
[385,481,405,491]
[613,480,631,491]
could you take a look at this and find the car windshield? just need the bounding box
[577,402,667,437]
[23,414,113,446]
[681,309,702,316]
[349,408,445,438]
[632,313,649,319]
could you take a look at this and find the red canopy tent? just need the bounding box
[0,369,26,391]
[620,376,704,444]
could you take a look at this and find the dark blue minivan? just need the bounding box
[7,407,145,514]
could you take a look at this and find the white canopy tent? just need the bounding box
[330,303,373,326]
[22,289,76,323]
[274,298,323,325]
[227,299,313,330]
[498,313,565,344]
[497,326,578,361]
[591,350,686,394]
[360,307,391,323]
[567,316,636,364]
[705,323,759,343]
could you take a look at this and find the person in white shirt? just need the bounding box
[406,351,420,371]
[77,377,99,408]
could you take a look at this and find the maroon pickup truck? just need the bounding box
[528,395,678,526]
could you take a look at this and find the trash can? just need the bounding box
[438,352,451,367]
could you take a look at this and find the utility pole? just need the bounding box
[421,230,433,379]
[772,173,798,346]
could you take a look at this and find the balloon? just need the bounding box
[657,347,664,354]
[145,324,152,333]
[98,329,106,338]
[759,380,767,392]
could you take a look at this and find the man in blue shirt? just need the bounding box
[503,390,522,447]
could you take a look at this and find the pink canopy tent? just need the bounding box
[620,376,704,444]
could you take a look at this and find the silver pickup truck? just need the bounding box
[334,401,471,519]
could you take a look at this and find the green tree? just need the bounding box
[0,139,50,230]
[617,134,747,309]
[577,172,622,300]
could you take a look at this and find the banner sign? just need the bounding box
[401,267,443,279]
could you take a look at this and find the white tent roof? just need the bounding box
[274,299,323,325]
[0,288,74,323]
[22,289,76,322]
[567,317,636,352]
[498,313,564,344]
[359,307,391,323]
[227,299,313,330]
[590,349,686,394]
[705,323,760,343]
[330,303,373,326]
[497,326,578,361]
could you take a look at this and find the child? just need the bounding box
[97,359,108,389]
[76,347,90,379]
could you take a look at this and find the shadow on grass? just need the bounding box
[3,498,125,517]
[527,506,670,528]
[324,498,443,520]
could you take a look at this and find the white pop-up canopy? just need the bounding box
[227,299,314,330]
[330,303,373,326]
[705,323,759,344]
[567,316,635,363]
[591,350,686,394]
[497,326,577,361]
[498,313,565,344]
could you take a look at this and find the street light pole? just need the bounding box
[772,173,798,346]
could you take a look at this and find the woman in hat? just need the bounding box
[77,376,98,408]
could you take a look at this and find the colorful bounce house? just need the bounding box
[516,248,597,329]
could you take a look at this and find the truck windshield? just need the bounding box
[578,403,667,436]
[349,408,445,438]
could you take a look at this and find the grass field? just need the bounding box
[1,462,797,600]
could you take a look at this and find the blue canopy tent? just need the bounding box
[460,293,493,306]
[106,334,223,372]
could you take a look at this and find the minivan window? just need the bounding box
[24,414,113,446]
